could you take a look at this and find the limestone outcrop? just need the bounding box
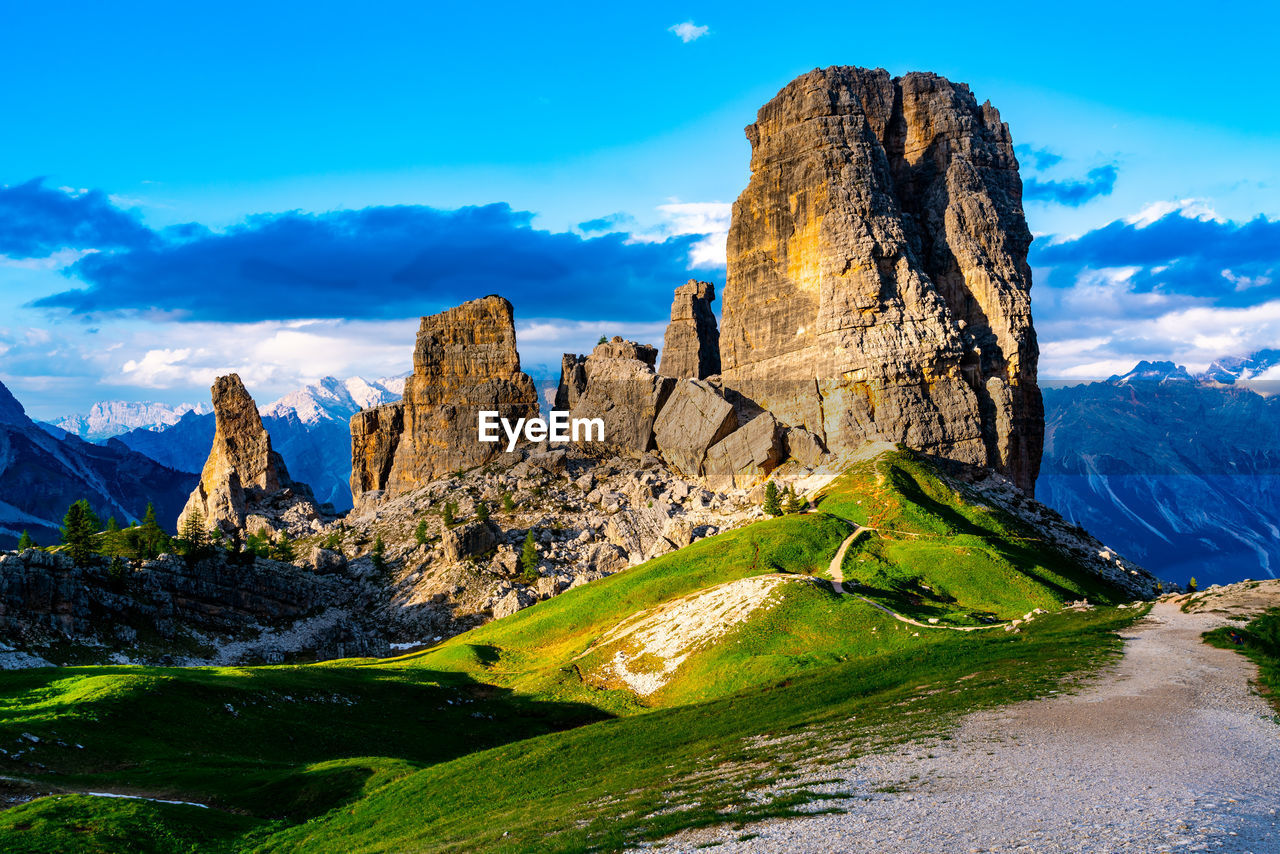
[350,296,539,503]
[659,280,721,379]
[703,412,784,489]
[719,66,1043,493]
[558,337,674,457]
[178,374,326,538]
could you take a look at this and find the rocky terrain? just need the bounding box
[0,547,384,667]
[719,66,1043,494]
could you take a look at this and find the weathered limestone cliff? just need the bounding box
[719,66,1043,493]
[659,280,721,379]
[178,374,325,537]
[350,296,539,502]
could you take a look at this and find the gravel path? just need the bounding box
[647,581,1280,853]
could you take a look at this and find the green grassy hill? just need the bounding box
[0,450,1146,853]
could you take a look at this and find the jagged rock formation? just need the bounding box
[350,296,539,504]
[719,66,1043,493]
[659,280,721,379]
[178,374,326,538]
[558,337,674,457]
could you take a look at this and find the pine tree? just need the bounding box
[137,503,168,559]
[520,530,539,583]
[475,501,490,523]
[501,492,516,513]
[106,517,120,533]
[442,502,457,527]
[414,519,430,546]
[597,335,608,345]
[108,555,127,590]
[371,534,386,571]
[179,506,210,559]
[17,530,33,550]
[62,499,102,566]
[784,485,804,514]
[763,481,782,517]
[271,535,295,562]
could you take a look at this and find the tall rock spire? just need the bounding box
[350,295,539,502]
[178,373,325,537]
[659,279,721,380]
[719,66,1043,493]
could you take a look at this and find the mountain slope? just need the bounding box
[0,451,1151,851]
[1039,367,1280,586]
[0,381,196,547]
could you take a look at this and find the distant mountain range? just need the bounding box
[49,400,212,442]
[1038,357,1280,588]
[87,376,407,512]
[0,381,196,549]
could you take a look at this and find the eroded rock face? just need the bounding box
[659,280,721,380]
[561,337,674,457]
[652,379,738,476]
[178,374,325,537]
[703,412,784,489]
[719,66,1043,493]
[350,296,539,502]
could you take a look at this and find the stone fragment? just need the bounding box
[441,521,498,563]
[783,427,828,468]
[703,412,784,489]
[564,337,674,457]
[652,379,738,476]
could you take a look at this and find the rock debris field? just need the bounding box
[648,581,1280,853]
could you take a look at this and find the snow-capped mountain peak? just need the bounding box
[259,376,404,425]
[52,400,211,441]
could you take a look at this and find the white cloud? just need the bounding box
[626,200,731,268]
[1221,268,1273,291]
[669,21,709,43]
[1124,198,1223,228]
[0,248,97,271]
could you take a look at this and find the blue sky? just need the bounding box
[2,1,1279,417]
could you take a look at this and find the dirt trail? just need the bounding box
[825,522,1011,632]
[649,581,1280,853]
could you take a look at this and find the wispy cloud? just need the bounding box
[1033,204,1280,377]
[668,21,709,43]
